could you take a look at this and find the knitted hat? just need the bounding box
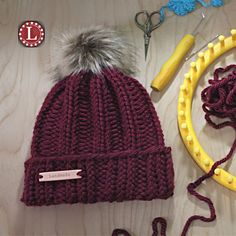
[21,27,174,206]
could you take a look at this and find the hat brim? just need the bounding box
[21,146,174,206]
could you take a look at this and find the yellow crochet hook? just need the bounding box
[151,13,205,91]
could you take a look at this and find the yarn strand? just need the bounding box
[181,138,236,235]
[112,217,167,236]
[152,217,167,236]
[112,229,131,236]
[181,64,236,235]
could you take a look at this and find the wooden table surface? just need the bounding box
[1,0,236,235]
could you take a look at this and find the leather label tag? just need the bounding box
[39,169,82,182]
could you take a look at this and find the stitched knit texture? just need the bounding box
[21,68,174,206]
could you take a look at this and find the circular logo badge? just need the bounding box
[18,21,45,47]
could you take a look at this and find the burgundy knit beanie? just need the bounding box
[21,27,174,206]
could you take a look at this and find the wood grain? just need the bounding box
[0,0,236,235]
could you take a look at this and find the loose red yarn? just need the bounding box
[112,64,236,236]
[181,64,236,235]
[112,217,167,236]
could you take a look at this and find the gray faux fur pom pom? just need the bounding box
[54,26,136,79]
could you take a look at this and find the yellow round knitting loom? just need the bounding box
[178,29,236,191]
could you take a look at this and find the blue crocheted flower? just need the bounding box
[167,0,196,16]
[160,0,224,20]
[210,0,224,7]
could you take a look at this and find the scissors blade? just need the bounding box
[144,34,150,60]
[145,43,148,60]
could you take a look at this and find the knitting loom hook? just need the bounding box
[185,34,219,61]
[135,10,163,60]
[191,12,206,36]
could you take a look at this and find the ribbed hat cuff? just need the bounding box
[21,146,174,206]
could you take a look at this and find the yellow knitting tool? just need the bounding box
[151,13,205,91]
[178,29,236,191]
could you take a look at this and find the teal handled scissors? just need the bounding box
[135,11,164,60]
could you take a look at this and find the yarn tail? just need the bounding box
[197,0,224,7]
[111,140,236,236]
[159,6,167,22]
[112,229,131,236]
[152,217,167,236]
[112,217,167,236]
[181,138,236,236]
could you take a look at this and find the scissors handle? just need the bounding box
[135,10,163,34]
[135,11,149,32]
[149,11,163,32]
